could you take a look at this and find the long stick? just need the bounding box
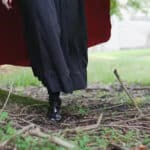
[65,113,103,132]
[0,124,35,148]
[113,69,143,115]
[0,82,13,114]
[29,128,76,149]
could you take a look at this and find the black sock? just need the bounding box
[48,91,61,110]
[50,92,60,99]
[48,89,60,100]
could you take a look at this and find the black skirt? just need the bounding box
[18,0,88,93]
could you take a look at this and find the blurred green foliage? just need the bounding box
[111,0,150,17]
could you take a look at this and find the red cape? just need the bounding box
[0,0,111,66]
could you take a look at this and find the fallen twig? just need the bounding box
[114,69,143,116]
[115,113,150,125]
[102,124,150,131]
[65,113,103,132]
[107,143,127,150]
[0,83,13,114]
[29,127,76,149]
[130,86,150,91]
[0,124,35,149]
[86,87,110,92]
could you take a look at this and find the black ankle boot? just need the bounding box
[48,92,62,121]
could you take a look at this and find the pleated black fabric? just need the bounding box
[18,0,88,93]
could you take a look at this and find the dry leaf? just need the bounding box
[131,144,147,150]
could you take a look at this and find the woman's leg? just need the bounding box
[18,0,88,121]
[18,0,64,121]
[48,90,62,121]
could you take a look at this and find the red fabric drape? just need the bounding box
[0,0,111,66]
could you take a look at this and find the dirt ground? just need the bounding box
[0,83,149,134]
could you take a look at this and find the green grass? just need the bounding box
[0,49,150,149]
[1,112,149,150]
[88,49,150,85]
[0,112,61,150]
[0,49,150,87]
[0,67,40,87]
